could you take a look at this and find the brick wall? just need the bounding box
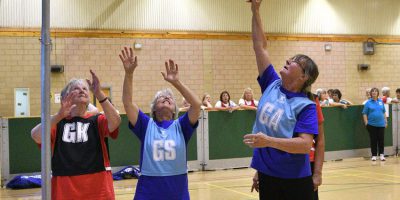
[1,36,399,117]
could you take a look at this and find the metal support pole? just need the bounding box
[40,0,51,199]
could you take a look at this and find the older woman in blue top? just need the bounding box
[243,1,319,199]
[120,47,201,200]
[363,87,387,162]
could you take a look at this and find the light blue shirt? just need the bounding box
[251,79,316,178]
[141,118,187,176]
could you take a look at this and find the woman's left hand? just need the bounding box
[312,173,322,191]
[162,59,179,83]
[87,70,101,95]
[243,132,270,148]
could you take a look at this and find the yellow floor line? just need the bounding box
[204,182,258,199]
[323,172,370,178]
[347,173,400,184]
[346,169,400,179]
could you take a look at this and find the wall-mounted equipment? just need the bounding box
[324,44,332,51]
[363,41,374,55]
[358,64,370,71]
[134,42,142,50]
[51,65,64,73]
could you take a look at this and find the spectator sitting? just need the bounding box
[391,88,400,103]
[381,87,392,104]
[215,90,239,112]
[316,88,329,107]
[381,87,391,117]
[332,89,352,106]
[363,88,371,105]
[179,97,191,112]
[238,87,258,110]
[201,93,213,110]
[327,89,334,104]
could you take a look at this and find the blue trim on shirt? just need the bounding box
[257,64,317,135]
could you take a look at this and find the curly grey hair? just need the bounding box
[150,88,179,119]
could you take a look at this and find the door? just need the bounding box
[14,88,30,117]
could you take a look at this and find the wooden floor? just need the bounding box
[1,157,400,200]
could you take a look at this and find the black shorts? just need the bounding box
[258,171,314,200]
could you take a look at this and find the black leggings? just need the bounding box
[258,171,314,200]
[366,125,385,156]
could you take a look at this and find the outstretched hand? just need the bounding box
[86,70,101,95]
[119,47,138,74]
[58,91,77,118]
[161,59,179,83]
[247,0,262,12]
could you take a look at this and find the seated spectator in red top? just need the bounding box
[238,87,258,110]
[215,90,239,112]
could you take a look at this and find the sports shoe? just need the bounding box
[380,154,386,161]
[371,156,377,161]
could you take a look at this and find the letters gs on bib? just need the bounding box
[153,140,176,161]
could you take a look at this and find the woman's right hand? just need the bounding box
[58,91,77,118]
[119,47,138,74]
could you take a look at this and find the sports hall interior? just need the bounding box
[1,0,400,199]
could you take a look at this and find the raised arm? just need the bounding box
[162,60,201,125]
[31,92,76,144]
[120,47,140,127]
[249,0,271,76]
[87,70,121,132]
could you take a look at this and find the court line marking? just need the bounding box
[346,173,400,184]
[345,169,400,179]
[323,172,370,178]
[319,183,388,193]
[204,182,258,199]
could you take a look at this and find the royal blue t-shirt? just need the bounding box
[128,111,198,200]
[251,65,318,178]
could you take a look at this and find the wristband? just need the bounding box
[99,97,108,103]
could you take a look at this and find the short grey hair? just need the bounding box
[150,88,179,119]
[315,88,326,99]
[382,87,390,95]
[60,79,89,100]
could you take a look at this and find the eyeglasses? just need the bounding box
[286,60,305,74]
[157,95,172,102]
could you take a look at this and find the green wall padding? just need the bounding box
[8,118,41,174]
[7,113,197,174]
[110,114,197,167]
[322,105,392,151]
[208,110,255,160]
[5,105,394,174]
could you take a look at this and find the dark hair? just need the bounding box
[396,88,400,93]
[291,54,319,100]
[332,89,342,100]
[219,91,231,104]
[370,87,379,97]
